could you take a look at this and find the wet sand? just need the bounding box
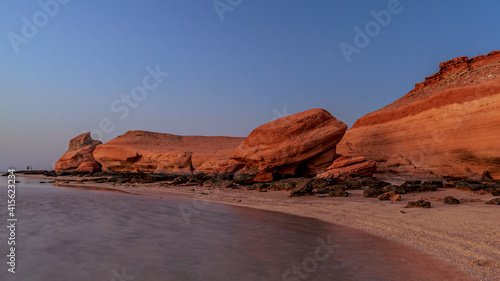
[22,174,500,280]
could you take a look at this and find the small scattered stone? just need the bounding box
[394,185,407,194]
[444,196,460,204]
[202,179,215,187]
[328,189,348,197]
[406,199,431,208]
[381,185,396,193]
[215,180,234,188]
[363,187,384,198]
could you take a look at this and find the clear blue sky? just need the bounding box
[1,0,499,170]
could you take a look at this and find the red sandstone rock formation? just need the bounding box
[231,108,347,181]
[92,130,244,174]
[337,51,500,179]
[316,156,376,179]
[55,132,102,172]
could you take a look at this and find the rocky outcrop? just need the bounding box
[92,130,244,174]
[316,156,376,179]
[230,108,347,181]
[337,51,500,180]
[55,132,102,172]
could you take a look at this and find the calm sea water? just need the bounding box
[0,176,470,281]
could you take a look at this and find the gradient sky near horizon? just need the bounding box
[1,0,500,170]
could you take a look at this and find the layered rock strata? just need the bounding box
[337,51,500,179]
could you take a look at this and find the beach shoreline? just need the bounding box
[21,174,500,280]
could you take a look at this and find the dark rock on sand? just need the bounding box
[485,185,500,196]
[17,170,50,175]
[269,178,311,191]
[406,200,431,208]
[485,198,500,205]
[309,178,336,190]
[444,196,460,204]
[343,178,364,189]
[400,180,422,192]
[394,185,408,194]
[233,170,256,185]
[202,179,215,187]
[91,177,109,183]
[214,180,234,188]
[382,185,397,193]
[328,189,348,197]
[288,179,314,197]
[313,184,347,194]
[248,183,269,190]
[422,180,443,190]
[455,181,487,191]
[398,180,442,193]
[43,170,58,177]
[172,175,189,184]
[191,173,209,184]
[364,178,391,189]
[363,187,384,198]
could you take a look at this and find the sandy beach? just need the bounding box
[22,174,500,281]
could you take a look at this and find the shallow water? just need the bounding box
[0,176,470,281]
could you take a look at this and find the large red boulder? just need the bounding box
[231,108,347,181]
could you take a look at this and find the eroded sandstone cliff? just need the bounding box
[337,51,500,179]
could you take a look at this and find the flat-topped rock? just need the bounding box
[93,130,244,174]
